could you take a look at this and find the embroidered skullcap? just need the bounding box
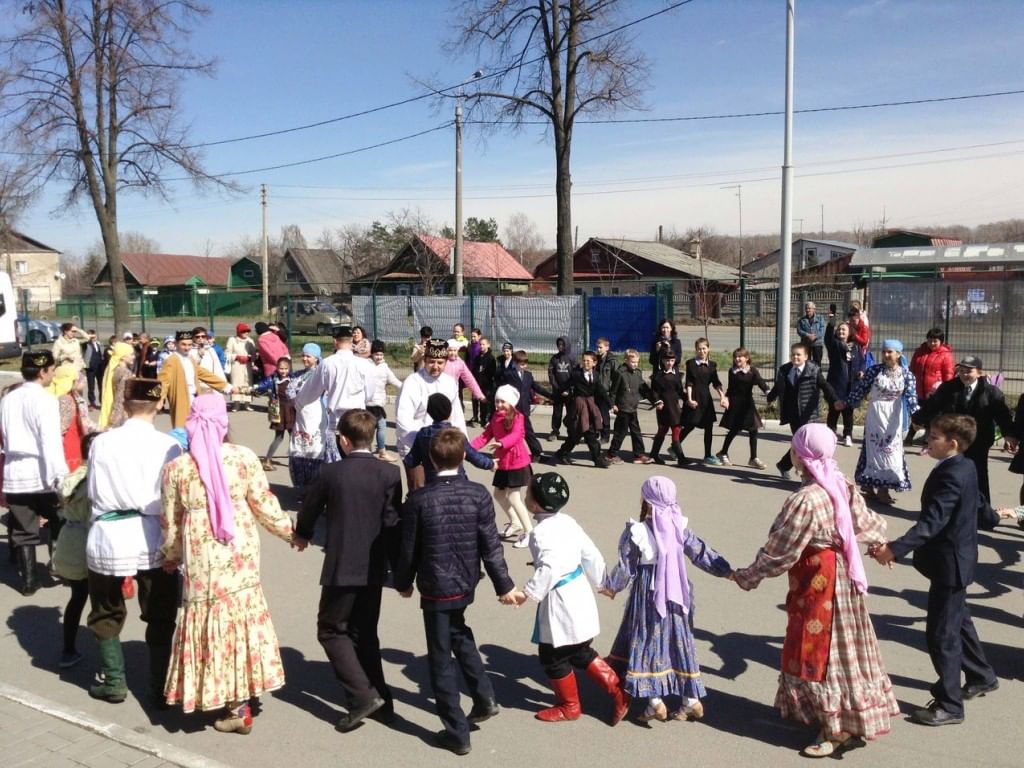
[175,330,193,342]
[530,472,570,512]
[425,339,449,359]
[21,349,55,373]
[124,378,163,402]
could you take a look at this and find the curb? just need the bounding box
[0,682,235,768]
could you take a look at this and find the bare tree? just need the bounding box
[504,211,547,267]
[446,0,648,294]
[0,0,229,333]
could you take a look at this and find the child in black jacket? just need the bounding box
[471,337,498,426]
[605,349,651,464]
[555,351,610,468]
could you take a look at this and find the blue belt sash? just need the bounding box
[531,565,585,644]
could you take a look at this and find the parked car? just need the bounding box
[280,300,350,335]
[16,315,61,346]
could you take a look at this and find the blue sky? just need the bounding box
[14,0,1024,258]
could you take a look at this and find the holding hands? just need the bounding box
[867,542,895,567]
[499,589,527,607]
[291,536,309,552]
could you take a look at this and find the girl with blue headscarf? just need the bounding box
[838,339,920,504]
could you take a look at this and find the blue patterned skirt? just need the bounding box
[606,564,706,700]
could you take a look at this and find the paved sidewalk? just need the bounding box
[0,684,233,768]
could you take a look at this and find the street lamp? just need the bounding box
[454,69,484,297]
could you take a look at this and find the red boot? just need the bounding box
[535,673,582,722]
[586,657,630,725]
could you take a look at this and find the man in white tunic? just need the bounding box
[0,351,68,595]
[515,472,628,725]
[395,339,466,460]
[293,325,373,436]
[85,378,182,704]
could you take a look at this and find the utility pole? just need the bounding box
[454,101,464,297]
[776,0,796,371]
[721,185,744,271]
[260,183,269,315]
[820,203,825,238]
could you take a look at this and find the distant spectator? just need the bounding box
[907,328,955,445]
[797,302,826,365]
[649,319,683,368]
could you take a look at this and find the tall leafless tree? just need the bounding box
[446,0,648,294]
[0,0,229,332]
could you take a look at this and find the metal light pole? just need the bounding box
[776,0,796,371]
[260,183,269,315]
[453,70,483,297]
[721,184,744,271]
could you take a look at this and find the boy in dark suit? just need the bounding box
[509,350,550,461]
[293,409,402,732]
[394,428,520,756]
[555,351,611,468]
[766,342,837,480]
[871,414,1001,726]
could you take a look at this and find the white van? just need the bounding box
[0,271,22,358]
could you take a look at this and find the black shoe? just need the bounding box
[367,701,395,724]
[434,730,471,756]
[554,451,574,466]
[16,546,38,596]
[467,699,500,724]
[594,456,611,468]
[911,701,964,726]
[548,431,559,441]
[336,696,385,733]
[961,679,999,700]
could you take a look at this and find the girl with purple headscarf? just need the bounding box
[160,395,295,734]
[734,423,899,758]
[601,475,733,723]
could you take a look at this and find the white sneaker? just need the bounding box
[512,533,531,549]
[843,436,853,447]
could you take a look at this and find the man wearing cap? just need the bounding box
[0,351,68,595]
[912,355,1017,500]
[157,331,233,429]
[395,339,466,460]
[85,378,182,704]
[225,323,257,412]
[293,326,373,436]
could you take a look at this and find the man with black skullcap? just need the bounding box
[85,378,181,704]
[0,350,67,595]
[395,339,466,460]
[293,325,373,438]
[157,330,233,428]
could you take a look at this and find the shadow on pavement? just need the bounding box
[699,687,809,751]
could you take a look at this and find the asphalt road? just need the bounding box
[0,397,1020,768]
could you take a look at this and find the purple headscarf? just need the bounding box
[791,423,868,594]
[185,394,235,544]
[642,476,691,618]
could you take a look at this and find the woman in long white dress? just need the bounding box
[839,340,919,504]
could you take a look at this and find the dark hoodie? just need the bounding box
[547,336,576,392]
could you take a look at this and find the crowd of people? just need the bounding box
[1,306,1023,758]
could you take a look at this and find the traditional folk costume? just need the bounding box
[253,367,296,471]
[157,331,233,429]
[85,379,182,704]
[48,364,92,472]
[394,340,466,457]
[162,396,293,731]
[845,341,920,496]
[286,347,332,489]
[0,351,68,595]
[605,476,732,722]
[224,325,256,409]
[735,424,898,758]
[523,473,629,725]
[292,327,373,435]
[98,341,134,429]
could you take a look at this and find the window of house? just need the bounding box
[285,270,298,282]
[242,269,255,278]
[15,261,28,274]
[806,248,816,259]
[646,284,658,295]
[574,287,585,296]
[611,287,620,295]
[592,286,602,296]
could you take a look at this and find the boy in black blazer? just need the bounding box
[871,414,1000,726]
[293,409,402,732]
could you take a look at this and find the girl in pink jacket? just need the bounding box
[471,383,533,548]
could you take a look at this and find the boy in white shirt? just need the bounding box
[366,340,403,461]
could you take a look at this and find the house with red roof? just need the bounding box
[349,234,533,295]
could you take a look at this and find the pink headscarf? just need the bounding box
[186,394,235,544]
[642,476,691,618]
[791,424,868,594]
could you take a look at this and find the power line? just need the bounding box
[466,88,1024,125]
[182,0,698,149]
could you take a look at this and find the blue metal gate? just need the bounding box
[587,296,657,353]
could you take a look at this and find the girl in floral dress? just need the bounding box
[161,395,294,734]
[602,476,733,722]
[734,424,898,758]
[839,340,919,504]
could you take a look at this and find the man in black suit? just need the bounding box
[293,409,402,732]
[911,355,1017,501]
[82,329,104,407]
[872,414,1001,726]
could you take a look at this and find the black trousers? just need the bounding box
[422,607,494,744]
[596,396,612,439]
[64,578,89,653]
[317,585,389,708]
[538,640,597,679]
[551,393,570,433]
[5,492,60,547]
[777,423,801,471]
[609,411,644,454]
[559,425,601,459]
[809,345,824,365]
[965,446,991,502]
[522,413,543,458]
[827,403,854,438]
[925,584,995,716]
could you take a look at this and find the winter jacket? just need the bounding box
[470,410,532,471]
[609,364,647,413]
[909,342,955,401]
[595,351,618,398]
[548,337,576,392]
[395,475,515,607]
[824,322,863,398]
[766,360,837,426]
[913,376,1013,454]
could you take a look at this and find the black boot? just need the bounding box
[670,440,682,461]
[17,546,39,596]
[149,643,172,710]
[650,435,666,464]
